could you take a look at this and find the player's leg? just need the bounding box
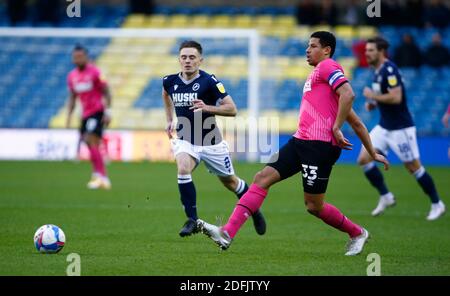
[302,141,368,256]
[357,125,394,216]
[175,151,200,236]
[198,138,302,249]
[200,141,267,235]
[304,192,369,256]
[392,126,445,220]
[84,113,110,189]
[218,174,267,235]
[404,159,445,220]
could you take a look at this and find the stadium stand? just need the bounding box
[0,4,448,136]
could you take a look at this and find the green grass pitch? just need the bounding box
[0,161,448,275]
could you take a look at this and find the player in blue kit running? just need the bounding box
[359,37,445,221]
[162,40,266,236]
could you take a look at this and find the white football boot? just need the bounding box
[426,201,446,221]
[371,193,396,216]
[197,219,232,250]
[87,175,111,190]
[345,228,370,256]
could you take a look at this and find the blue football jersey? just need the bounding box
[371,60,414,130]
[163,70,229,146]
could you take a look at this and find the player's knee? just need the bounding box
[219,176,238,191]
[357,154,370,166]
[253,170,270,188]
[177,163,193,175]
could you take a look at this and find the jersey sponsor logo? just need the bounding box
[387,66,394,73]
[73,80,93,93]
[174,84,178,91]
[303,79,312,93]
[192,83,200,91]
[387,75,397,87]
[216,82,226,94]
[171,92,198,107]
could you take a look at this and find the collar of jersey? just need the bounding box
[178,72,201,85]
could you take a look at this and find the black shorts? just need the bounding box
[80,111,104,137]
[267,137,341,194]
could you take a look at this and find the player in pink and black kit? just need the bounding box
[66,45,112,190]
[197,31,389,256]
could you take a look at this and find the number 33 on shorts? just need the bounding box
[302,164,318,186]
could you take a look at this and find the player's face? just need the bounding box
[72,50,88,68]
[365,43,380,66]
[306,38,329,66]
[179,48,202,76]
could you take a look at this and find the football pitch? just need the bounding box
[0,161,449,276]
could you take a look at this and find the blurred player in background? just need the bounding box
[66,45,112,190]
[442,103,450,159]
[162,40,266,237]
[360,37,445,220]
[198,31,389,256]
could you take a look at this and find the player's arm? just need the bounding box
[332,82,355,150]
[363,85,402,104]
[102,84,112,126]
[347,109,389,170]
[190,95,237,117]
[162,88,175,139]
[442,104,450,128]
[65,91,77,128]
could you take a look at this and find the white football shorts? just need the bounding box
[369,125,420,163]
[171,139,235,176]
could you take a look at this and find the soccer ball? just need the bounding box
[33,224,66,253]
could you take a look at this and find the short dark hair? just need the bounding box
[73,44,88,54]
[367,36,390,52]
[310,31,336,58]
[179,40,202,55]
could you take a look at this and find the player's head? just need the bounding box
[72,44,89,69]
[178,40,203,76]
[365,37,389,66]
[306,31,336,66]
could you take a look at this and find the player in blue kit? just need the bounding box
[162,40,266,236]
[359,37,445,221]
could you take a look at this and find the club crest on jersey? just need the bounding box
[174,84,178,91]
[216,83,226,94]
[192,83,200,91]
[387,75,397,87]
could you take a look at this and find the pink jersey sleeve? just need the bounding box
[92,66,107,90]
[67,72,74,92]
[319,59,348,92]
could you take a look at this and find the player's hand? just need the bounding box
[373,153,389,171]
[166,121,174,139]
[363,87,374,100]
[365,101,377,112]
[102,109,112,127]
[102,114,111,127]
[332,127,353,150]
[190,99,210,113]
